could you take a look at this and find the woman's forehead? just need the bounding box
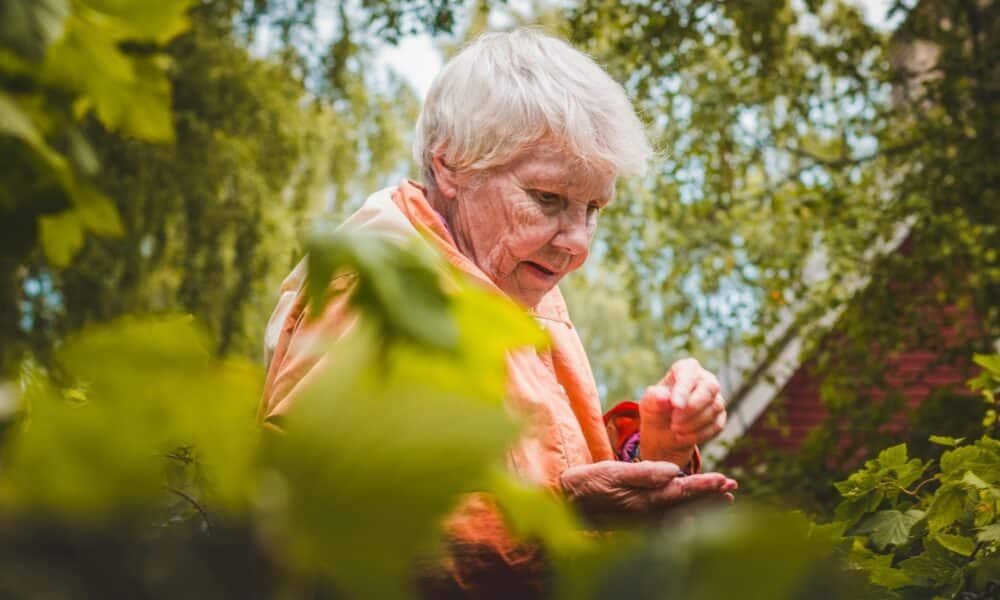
[508,149,616,199]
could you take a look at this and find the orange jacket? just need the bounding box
[259,181,672,596]
[260,180,614,478]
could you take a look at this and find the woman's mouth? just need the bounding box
[524,261,556,277]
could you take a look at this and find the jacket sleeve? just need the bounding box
[258,274,358,426]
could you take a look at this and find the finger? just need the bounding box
[674,385,724,427]
[664,359,701,410]
[640,384,673,426]
[671,409,727,446]
[613,460,681,488]
[651,473,733,506]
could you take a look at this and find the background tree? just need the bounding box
[4,0,420,363]
[558,0,998,512]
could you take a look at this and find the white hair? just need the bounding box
[413,28,652,183]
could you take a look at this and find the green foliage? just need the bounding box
[552,0,999,510]
[0,316,260,520]
[0,0,190,270]
[264,330,520,599]
[262,231,546,598]
[826,435,1000,597]
[306,232,458,352]
[3,1,422,369]
[793,363,1000,597]
[0,231,875,599]
[970,354,1000,435]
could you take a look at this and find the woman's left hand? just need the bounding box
[639,358,727,466]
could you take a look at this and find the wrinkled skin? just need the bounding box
[641,357,728,466]
[427,148,733,520]
[560,461,737,525]
[428,146,614,308]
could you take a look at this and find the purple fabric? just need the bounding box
[619,431,641,462]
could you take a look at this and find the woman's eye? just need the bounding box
[537,192,563,205]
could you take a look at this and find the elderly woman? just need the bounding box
[260,28,735,597]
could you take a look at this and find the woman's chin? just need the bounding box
[504,265,561,308]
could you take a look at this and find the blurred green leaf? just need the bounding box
[898,552,957,587]
[80,0,190,44]
[930,435,964,447]
[265,331,519,599]
[940,444,1000,483]
[38,209,84,266]
[38,181,122,266]
[0,316,261,519]
[306,232,458,352]
[0,0,69,62]
[40,1,190,142]
[604,507,835,600]
[72,181,122,236]
[390,277,549,404]
[486,469,631,600]
[0,91,44,147]
[852,550,913,590]
[972,354,1000,374]
[977,523,1000,543]
[934,533,976,557]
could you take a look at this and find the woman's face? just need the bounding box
[445,148,616,307]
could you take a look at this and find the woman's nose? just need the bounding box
[552,212,591,256]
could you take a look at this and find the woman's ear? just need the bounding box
[431,153,459,200]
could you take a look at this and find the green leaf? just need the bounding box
[977,523,1000,543]
[487,469,590,553]
[37,181,122,266]
[898,553,959,587]
[895,459,930,489]
[851,549,912,590]
[72,181,122,236]
[0,91,44,147]
[940,446,1000,484]
[265,323,521,600]
[852,510,922,550]
[962,471,995,492]
[306,232,460,352]
[41,10,182,142]
[487,470,630,600]
[934,533,976,557]
[878,444,908,468]
[930,435,964,447]
[39,209,85,266]
[0,0,69,62]
[972,354,1000,375]
[80,0,191,44]
[0,316,262,518]
[927,483,968,532]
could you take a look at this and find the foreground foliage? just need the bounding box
[0,233,878,599]
[3,229,995,597]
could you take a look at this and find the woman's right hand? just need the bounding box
[559,460,737,525]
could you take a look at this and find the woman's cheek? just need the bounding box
[483,236,520,280]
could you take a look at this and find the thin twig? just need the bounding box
[168,487,213,533]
